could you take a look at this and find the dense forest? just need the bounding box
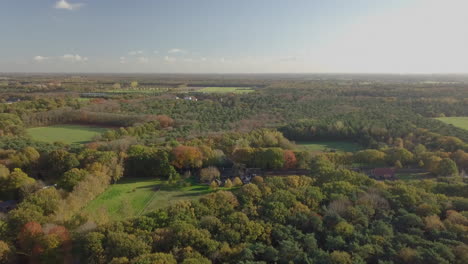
[0,74,467,263]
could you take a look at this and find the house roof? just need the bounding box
[0,200,17,208]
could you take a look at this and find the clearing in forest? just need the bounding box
[27,124,108,144]
[436,117,468,130]
[84,178,215,220]
[296,141,362,152]
[197,87,254,93]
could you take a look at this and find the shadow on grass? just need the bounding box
[174,191,213,198]
[135,184,161,190]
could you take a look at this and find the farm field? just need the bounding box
[27,124,108,144]
[85,178,216,220]
[436,117,468,130]
[197,87,254,93]
[296,141,362,152]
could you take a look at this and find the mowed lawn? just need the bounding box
[296,141,362,152]
[85,178,213,220]
[436,117,468,130]
[198,87,254,94]
[27,124,108,144]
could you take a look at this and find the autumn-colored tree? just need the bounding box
[251,175,264,185]
[283,150,297,169]
[0,241,12,264]
[171,146,203,169]
[398,247,418,263]
[224,179,233,188]
[155,115,175,128]
[17,222,44,262]
[44,225,73,264]
[210,181,218,190]
[394,160,403,169]
[199,167,220,183]
[232,177,243,187]
[424,215,445,231]
[452,150,468,171]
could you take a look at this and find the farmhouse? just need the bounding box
[183,96,198,101]
[4,98,21,104]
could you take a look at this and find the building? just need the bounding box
[183,96,198,101]
[0,200,17,213]
[371,168,396,180]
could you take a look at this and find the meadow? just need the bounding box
[27,124,108,144]
[436,117,468,130]
[395,172,433,181]
[296,141,362,152]
[85,178,216,220]
[197,87,255,93]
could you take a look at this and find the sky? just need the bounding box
[0,0,467,73]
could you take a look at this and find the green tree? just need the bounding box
[45,150,79,180]
[58,168,88,191]
[330,251,352,264]
[132,253,176,264]
[105,232,151,260]
[436,158,458,177]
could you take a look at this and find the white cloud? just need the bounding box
[54,0,83,11]
[153,50,159,54]
[164,56,176,62]
[119,57,126,64]
[168,48,187,54]
[62,54,88,62]
[33,56,48,62]
[137,57,149,64]
[279,56,297,62]
[128,50,143,56]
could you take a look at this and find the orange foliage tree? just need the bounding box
[171,146,203,169]
[155,115,174,128]
[283,150,297,169]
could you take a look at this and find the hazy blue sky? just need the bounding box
[0,0,467,73]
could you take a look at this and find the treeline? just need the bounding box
[22,108,157,127]
[3,158,467,263]
[280,109,468,147]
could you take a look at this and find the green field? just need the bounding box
[296,141,362,152]
[436,117,468,130]
[198,87,254,93]
[396,172,433,181]
[27,124,108,144]
[85,178,216,220]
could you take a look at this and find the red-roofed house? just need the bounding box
[371,168,396,180]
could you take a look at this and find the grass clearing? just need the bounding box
[296,141,362,152]
[396,172,433,181]
[197,87,254,94]
[27,124,108,144]
[436,117,468,130]
[85,178,220,220]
